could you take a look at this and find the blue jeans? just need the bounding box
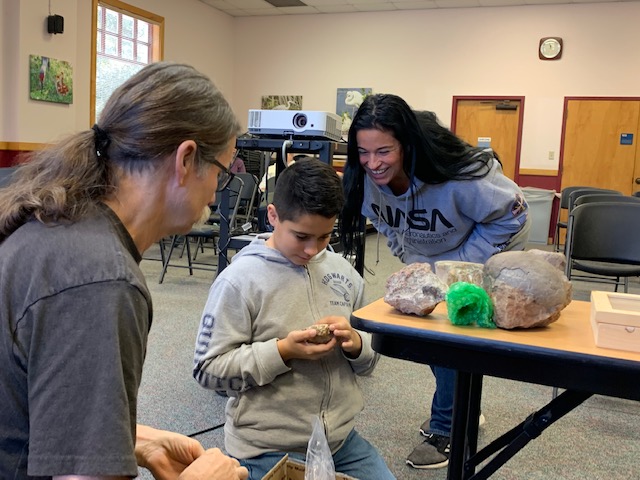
[238,428,396,480]
[428,365,455,436]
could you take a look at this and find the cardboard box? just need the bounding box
[261,455,357,480]
[590,291,640,353]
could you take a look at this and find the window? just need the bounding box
[91,0,164,123]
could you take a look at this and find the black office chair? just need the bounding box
[554,186,591,252]
[564,202,640,293]
[556,187,622,253]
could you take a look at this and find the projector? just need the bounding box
[247,110,342,142]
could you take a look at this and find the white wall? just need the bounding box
[3,0,640,171]
[231,2,640,170]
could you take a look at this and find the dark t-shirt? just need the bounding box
[0,204,152,478]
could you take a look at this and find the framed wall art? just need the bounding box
[29,55,73,104]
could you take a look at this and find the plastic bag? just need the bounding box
[305,415,336,480]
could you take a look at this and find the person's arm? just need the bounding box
[193,278,291,394]
[402,168,530,266]
[451,174,530,263]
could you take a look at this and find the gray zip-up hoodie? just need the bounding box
[193,235,377,459]
[362,157,531,267]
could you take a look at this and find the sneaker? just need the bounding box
[419,413,485,436]
[406,433,450,469]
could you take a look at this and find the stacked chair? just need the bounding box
[554,186,621,252]
[158,175,245,284]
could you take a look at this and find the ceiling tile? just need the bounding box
[200,0,639,17]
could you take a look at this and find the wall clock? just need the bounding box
[539,37,563,60]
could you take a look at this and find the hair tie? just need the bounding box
[92,124,111,160]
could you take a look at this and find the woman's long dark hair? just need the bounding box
[340,93,494,255]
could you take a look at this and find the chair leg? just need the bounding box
[158,239,166,265]
[192,238,206,261]
[159,235,180,284]
[185,238,194,275]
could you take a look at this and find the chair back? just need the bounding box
[567,187,621,212]
[234,172,259,227]
[209,175,244,227]
[573,193,640,208]
[559,186,592,210]
[565,202,640,275]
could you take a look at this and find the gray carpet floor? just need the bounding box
[136,237,640,479]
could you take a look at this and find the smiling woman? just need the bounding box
[340,93,531,471]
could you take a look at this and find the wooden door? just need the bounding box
[560,99,640,194]
[452,98,523,181]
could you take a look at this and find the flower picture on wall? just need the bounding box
[261,95,302,110]
[29,55,73,104]
[336,88,372,138]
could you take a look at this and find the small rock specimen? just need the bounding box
[483,250,572,329]
[435,261,484,286]
[384,263,448,316]
[306,324,333,344]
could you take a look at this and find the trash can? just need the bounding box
[521,187,556,244]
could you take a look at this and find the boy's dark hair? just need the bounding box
[272,158,344,222]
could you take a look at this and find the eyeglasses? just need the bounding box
[211,158,235,192]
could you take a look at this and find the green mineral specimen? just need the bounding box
[446,282,495,329]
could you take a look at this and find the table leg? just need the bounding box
[464,374,483,477]
[448,370,478,480]
[463,389,592,480]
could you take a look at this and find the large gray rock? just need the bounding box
[384,263,448,316]
[483,250,572,329]
[527,248,567,271]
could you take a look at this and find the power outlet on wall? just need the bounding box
[548,151,555,161]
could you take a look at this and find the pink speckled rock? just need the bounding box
[384,263,448,316]
[483,250,572,329]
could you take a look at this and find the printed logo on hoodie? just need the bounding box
[371,203,454,231]
[321,272,353,306]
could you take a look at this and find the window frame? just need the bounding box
[90,0,164,125]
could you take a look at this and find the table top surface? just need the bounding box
[352,298,640,364]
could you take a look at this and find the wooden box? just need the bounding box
[590,291,640,353]
[261,455,356,480]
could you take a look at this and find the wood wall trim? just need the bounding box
[0,142,47,151]
[519,168,558,177]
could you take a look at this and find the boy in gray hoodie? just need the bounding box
[193,158,395,480]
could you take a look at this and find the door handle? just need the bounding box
[636,178,640,185]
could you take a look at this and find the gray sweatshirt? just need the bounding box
[193,235,377,459]
[362,157,531,267]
